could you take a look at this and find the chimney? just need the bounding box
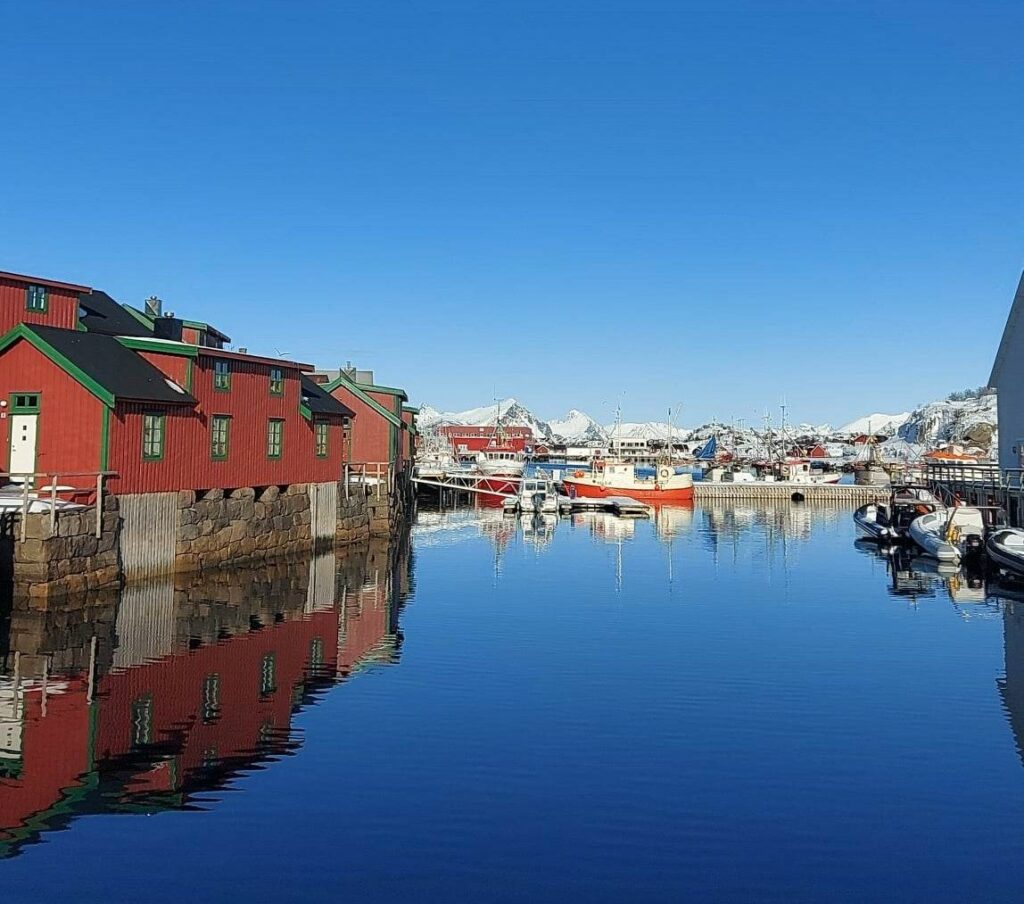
[144,295,163,317]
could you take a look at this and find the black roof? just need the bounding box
[29,325,197,405]
[77,290,154,338]
[301,374,354,418]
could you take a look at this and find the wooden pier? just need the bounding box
[693,482,887,503]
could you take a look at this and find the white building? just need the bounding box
[989,270,1024,472]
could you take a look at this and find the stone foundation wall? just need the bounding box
[4,472,408,595]
[10,495,121,597]
[174,484,316,571]
[337,489,371,545]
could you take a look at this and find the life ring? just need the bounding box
[658,466,672,482]
[574,471,585,478]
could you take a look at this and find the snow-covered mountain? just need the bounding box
[897,392,997,448]
[836,412,911,437]
[547,410,607,444]
[417,390,999,454]
[607,422,686,441]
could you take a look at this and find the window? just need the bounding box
[202,673,221,723]
[130,694,154,747]
[142,412,165,460]
[10,393,40,413]
[269,367,284,395]
[210,415,231,460]
[315,421,329,458]
[25,285,47,312]
[266,419,284,459]
[213,359,231,392]
[309,637,324,670]
[260,653,277,696]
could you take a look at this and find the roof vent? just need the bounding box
[144,295,163,317]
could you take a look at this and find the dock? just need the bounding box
[565,496,652,518]
[693,482,887,503]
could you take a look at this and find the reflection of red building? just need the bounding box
[439,425,534,455]
[0,548,405,857]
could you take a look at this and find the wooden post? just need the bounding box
[49,475,57,536]
[87,635,97,704]
[95,473,103,539]
[19,479,29,543]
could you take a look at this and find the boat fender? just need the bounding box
[658,466,672,482]
[574,471,585,478]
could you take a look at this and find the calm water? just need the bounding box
[3,504,1024,901]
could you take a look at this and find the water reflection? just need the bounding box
[0,535,412,858]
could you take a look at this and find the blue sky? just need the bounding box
[1,1,1022,427]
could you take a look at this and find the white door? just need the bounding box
[9,414,38,476]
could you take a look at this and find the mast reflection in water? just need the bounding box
[0,536,412,857]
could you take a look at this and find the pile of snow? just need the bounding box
[836,412,911,437]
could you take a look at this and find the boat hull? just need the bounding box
[475,476,518,506]
[562,478,694,504]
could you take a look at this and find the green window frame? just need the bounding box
[210,415,231,460]
[213,359,231,392]
[25,285,48,313]
[10,393,41,414]
[202,673,221,723]
[314,420,329,458]
[142,412,166,461]
[269,367,284,396]
[260,653,277,697]
[266,418,284,459]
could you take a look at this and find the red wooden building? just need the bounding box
[0,271,355,494]
[438,424,534,455]
[318,369,416,470]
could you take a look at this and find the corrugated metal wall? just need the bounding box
[308,480,338,542]
[119,492,178,579]
[112,577,176,669]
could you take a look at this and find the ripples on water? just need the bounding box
[3,504,1024,902]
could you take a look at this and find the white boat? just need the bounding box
[778,459,843,485]
[476,447,526,478]
[504,476,560,514]
[908,507,986,563]
[986,528,1024,578]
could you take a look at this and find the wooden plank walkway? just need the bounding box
[693,482,887,503]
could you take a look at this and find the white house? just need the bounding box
[989,270,1024,472]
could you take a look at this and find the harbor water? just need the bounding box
[4,504,1024,901]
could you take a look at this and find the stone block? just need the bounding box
[178,489,196,507]
[230,487,255,500]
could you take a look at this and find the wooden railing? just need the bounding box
[343,460,414,501]
[0,471,118,541]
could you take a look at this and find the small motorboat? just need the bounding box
[986,528,1024,578]
[853,502,897,540]
[886,485,944,538]
[504,476,560,514]
[908,507,986,563]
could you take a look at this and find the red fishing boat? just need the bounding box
[562,460,694,503]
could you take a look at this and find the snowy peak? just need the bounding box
[548,410,607,443]
[836,412,911,436]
